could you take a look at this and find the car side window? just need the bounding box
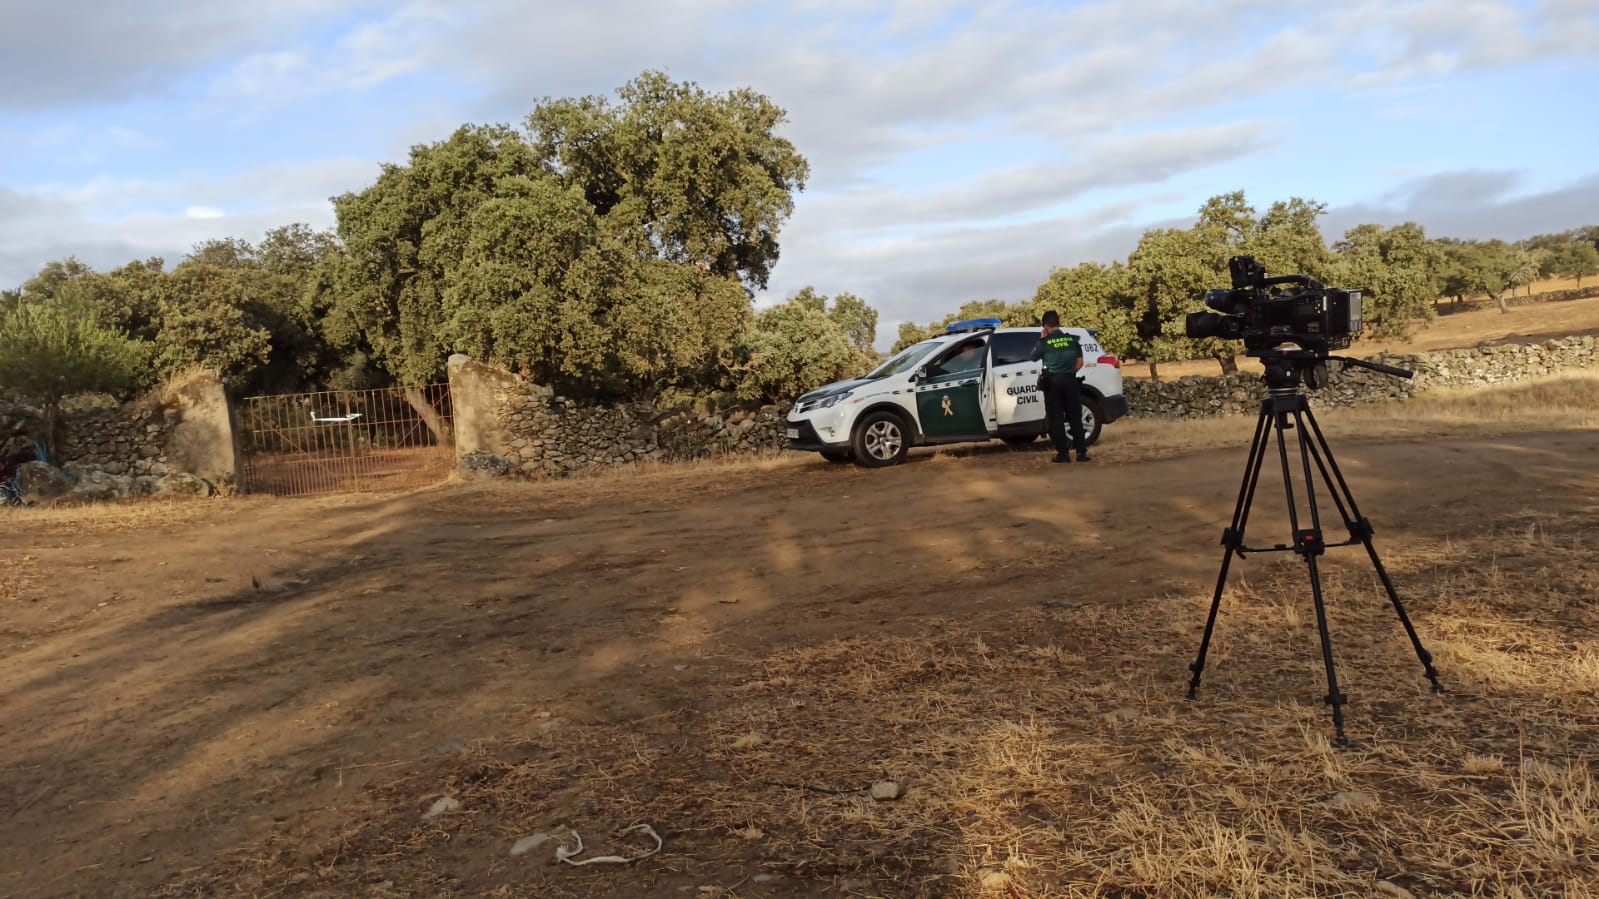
[991,331,1037,366]
[930,338,988,376]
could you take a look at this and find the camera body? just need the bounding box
[1185,256,1362,354]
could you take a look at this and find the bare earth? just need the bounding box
[3,422,1597,896]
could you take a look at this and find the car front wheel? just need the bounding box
[851,410,911,468]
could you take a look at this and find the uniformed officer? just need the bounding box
[1030,310,1090,463]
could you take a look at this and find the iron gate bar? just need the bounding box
[239,384,455,497]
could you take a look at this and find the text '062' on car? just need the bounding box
[784,318,1129,468]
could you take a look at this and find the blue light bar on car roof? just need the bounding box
[945,317,1003,334]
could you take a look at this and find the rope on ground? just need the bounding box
[555,824,663,866]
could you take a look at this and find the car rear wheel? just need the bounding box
[1081,397,1104,446]
[851,410,910,468]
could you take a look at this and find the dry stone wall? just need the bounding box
[447,354,790,478]
[1126,336,1599,419]
[56,398,183,477]
[494,387,788,476]
[2,372,238,504]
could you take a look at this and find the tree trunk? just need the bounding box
[1215,354,1238,375]
[39,403,61,465]
[1147,361,1160,382]
[403,388,453,445]
[1493,291,1508,314]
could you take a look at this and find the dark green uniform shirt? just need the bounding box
[1030,329,1083,374]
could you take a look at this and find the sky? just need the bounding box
[2,0,1597,348]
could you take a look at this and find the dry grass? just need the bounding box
[1,493,241,534]
[166,521,1598,897]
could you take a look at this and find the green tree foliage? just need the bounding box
[1508,248,1546,298]
[1029,262,1136,356]
[164,232,340,393]
[1437,239,1518,311]
[319,72,810,396]
[19,256,163,340]
[1330,223,1440,339]
[1551,242,1599,288]
[526,70,809,293]
[16,231,340,395]
[734,296,861,402]
[890,299,1031,353]
[0,298,149,458]
[1125,225,1222,373]
[826,292,878,356]
[1251,198,1333,280]
[151,258,273,387]
[316,124,543,386]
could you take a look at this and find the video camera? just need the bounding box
[1185,256,1362,354]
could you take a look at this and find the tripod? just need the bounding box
[1185,350,1444,746]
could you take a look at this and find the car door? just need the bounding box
[987,330,1046,430]
[914,339,989,442]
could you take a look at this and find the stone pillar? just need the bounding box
[165,371,241,488]
[445,354,516,458]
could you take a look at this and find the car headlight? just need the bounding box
[817,392,852,409]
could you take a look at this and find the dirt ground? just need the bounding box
[3,420,1597,896]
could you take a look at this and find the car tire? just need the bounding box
[851,410,911,468]
[820,448,854,464]
[1001,434,1039,448]
[1081,396,1104,446]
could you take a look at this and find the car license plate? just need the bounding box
[786,428,800,439]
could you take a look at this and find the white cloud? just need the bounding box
[1325,171,1599,241]
[0,159,374,287]
[0,0,376,110]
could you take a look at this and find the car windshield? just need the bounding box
[863,340,944,379]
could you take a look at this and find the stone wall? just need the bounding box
[1440,284,1599,313]
[447,354,790,478]
[56,397,184,477]
[2,371,239,503]
[1126,336,1599,419]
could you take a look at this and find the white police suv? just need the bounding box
[784,318,1128,467]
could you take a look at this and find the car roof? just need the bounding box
[938,326,1091,340]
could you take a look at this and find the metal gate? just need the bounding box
[239,385,455,497]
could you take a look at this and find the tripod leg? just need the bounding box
[1188,403,1274,700]
[1301,407,1445,693]
[1290,405,1350,746]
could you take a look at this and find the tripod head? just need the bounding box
[1250,347,1414,392]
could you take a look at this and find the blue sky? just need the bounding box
[2,0,1596,346]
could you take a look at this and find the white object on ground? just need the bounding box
[555,824,663,866]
